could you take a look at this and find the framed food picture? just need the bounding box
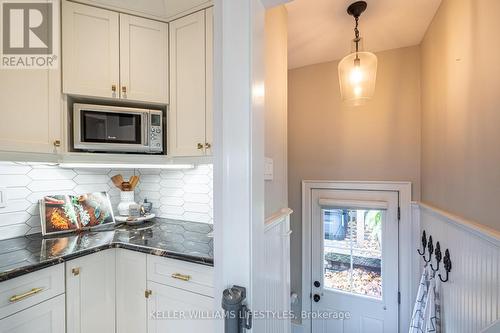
[40,192,115,236]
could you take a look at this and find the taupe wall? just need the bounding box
[264,6,288,218]
[421,0,500,232]
[288,46,422,314]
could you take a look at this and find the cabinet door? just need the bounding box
[62,1,120,98]
[116,249,147,333]
[0,294,65,333]
[169,11,206,156]
[66,249,116,333]
[205,7,213,156]
[147,281,214,333]
[0,65,61,156]
[120,14,168,104]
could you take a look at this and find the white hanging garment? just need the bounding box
[409,265,431,333]
[425,275,441,333]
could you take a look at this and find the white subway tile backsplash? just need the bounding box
[27,168,76,180]
[0,162,213,240]
[74,183,110,194]
[183,174,210,184]
[0,212,30,227]
[1,200,31,214]
[73,174,109,184]
[0,224,30,239]
[160,179,184,188]
[160,196,184,206]
[160,188,184,197]
[160,170,184,179]
[0,175,31,187]
[184,184,210,194]
[3,188,31,200]
[28,180,75,192]
[0,164,31,175]
[183,193,210,204]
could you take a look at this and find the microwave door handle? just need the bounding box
[143,113,149,146]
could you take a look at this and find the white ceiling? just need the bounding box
[286,0,442,69]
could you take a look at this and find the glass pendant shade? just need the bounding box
[338,51,377,106]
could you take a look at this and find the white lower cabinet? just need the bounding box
[0,294,65,333]
[0,249,214,333]
[116,249,147,333]
[147,281,214,333]
[66,249,116,333]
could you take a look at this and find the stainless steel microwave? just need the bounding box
[73,103,163,154]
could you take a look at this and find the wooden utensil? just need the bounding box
[111,174,124,189]
[129,176,140,190]
[121,181,132,191]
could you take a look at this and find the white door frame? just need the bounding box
[302,181,413,333]
[212,0,290,332]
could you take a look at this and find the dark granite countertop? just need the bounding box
[0,218,214,282]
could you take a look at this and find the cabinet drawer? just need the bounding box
[147,256,214,297]
[0,294,65,333]
[0,264,65,320]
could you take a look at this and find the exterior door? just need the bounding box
[311,189,399,333]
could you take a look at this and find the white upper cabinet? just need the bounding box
[62,1,120,99]
[0,68,62,156]
[120,14,168,104]
[75,0,212,21]
[62,1,168,104]
[169,9,213,156]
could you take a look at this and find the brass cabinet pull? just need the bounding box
[197,143,204,150]
[72,267,80,276]
[205,143,211,149]
[145,289,152,298]
[111,84,117,92]
[171,273,191,282]
[53,140,61,147]
[9,287,44,303]
[121,86,127,93]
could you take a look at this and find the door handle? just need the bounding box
[313,294,321,302]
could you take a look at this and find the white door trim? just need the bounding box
[212,0,267,332]
[302,181,413,333]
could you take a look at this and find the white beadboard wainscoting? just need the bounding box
[264,208,293,333]
[0,162,213,240]
[417,202,500,333]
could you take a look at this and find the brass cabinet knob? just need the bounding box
[197,143,204,150]
[53,140,61,147]
[121,86,127,93]
[72,267,80,276]
[111,84,116,92]
[144,289,152,298]
[205,143,211,149]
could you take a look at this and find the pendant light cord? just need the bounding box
[354,16,360,54]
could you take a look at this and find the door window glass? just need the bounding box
[322,209,382,299]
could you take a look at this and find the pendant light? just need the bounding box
[338,1,377,106]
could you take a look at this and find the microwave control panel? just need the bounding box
[149,110,163,153]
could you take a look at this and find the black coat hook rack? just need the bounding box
[417,230,452,283]
[431,241,442,272]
